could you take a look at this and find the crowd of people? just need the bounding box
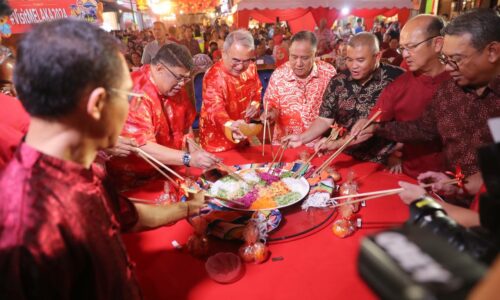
[0,0,499,297]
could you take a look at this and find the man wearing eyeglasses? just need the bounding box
[352,9,500,205]
[349,15,450,178]
[199,29,263,152]
[107,43,220,193]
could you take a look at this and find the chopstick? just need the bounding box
[314,111,381,176]
[135,147,184,181]
[136,150,180,187]
[329,178,460,208]
[266,138,288,173]
[262,100,269,156]
[292,124,343,178]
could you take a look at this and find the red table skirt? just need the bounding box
[122,146,413,300]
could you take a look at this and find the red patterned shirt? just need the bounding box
[0,143,141,299]
[377,76,500,176]
[199,61,262,152]
[107,65,195,189]
[264,60,336,145]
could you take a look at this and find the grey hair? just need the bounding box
[347,32,380,54]
[442,8,500,50]
[223,29,255,52]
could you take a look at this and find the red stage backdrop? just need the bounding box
[6,0,100,34]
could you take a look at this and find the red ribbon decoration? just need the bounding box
[445,165,465,188]
[330,124,347,137]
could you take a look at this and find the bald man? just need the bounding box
[285,33,404,163]
[352,15,450,177]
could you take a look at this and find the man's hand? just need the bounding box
[230,120,247,141]
[282,134,303,148]
[350,118,375,146]
[387,154,403,174]
[398,181,427,205]
[104,136,138,157]
[244,102,260,119]
[313,137,341,153]
[260,107,278,123]
[186,190,207,216]
[190,150,221,169]
[417,171,458,196]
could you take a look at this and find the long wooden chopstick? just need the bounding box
[293,124,343,178]
[262,100,269,156]
[135,147,184,181]
[329,178,460,208]
[315,111,382,175]
[136,151,180,187]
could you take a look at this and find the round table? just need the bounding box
[122,146,412,300]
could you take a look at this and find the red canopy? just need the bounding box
[234,0,412,32]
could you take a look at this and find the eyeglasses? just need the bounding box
[437,53,459,71]
[159,61,191,84]
[230,57,255,66]
[110,88,144,103]
[397,35,439,55]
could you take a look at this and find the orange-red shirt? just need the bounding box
[264,60,336,145]
[199,61,262,152]
[107,65,195,188]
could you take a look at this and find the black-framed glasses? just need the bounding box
[438,53,459,71]
[397,35,439,54]
[110,88,144,103]
[159,61,191,84]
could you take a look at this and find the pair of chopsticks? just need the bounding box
[328,178,460,208]
[313,111,382,176]
[186,138,250,184]
[135,147,184,187]
[292,123,345,178]
[266,144,287,174]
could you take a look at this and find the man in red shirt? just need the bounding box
[107,43,219,192]
[0,19,206,299]
[368,14,449,178]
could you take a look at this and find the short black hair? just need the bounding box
[14,19,124,117]
[426,16,445,38]
[151,43,193,71]
[0,0,11,17]
[290,31,318,49]
[442,8,500,50]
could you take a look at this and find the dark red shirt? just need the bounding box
[377,76,500,176]
[371,71,450,178]
[0,94,30,169]
[381,48,403,67]
[0,143,142,300]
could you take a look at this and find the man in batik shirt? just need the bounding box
[107,43,219,192]
[0,19,207,299]
[263,31,336,145]
[200,29,263,152]
[285,33,404,163]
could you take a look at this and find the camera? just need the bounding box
[358,142,500,299]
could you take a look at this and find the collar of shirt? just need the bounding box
[18,142,95,181]
[413,70,450,85]
[461,74,500,98]
[347,64,384,87]
[284,61,319,83]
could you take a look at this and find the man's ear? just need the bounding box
[433,36,444,53]
[86,87,107,121]
[486,41,499,64]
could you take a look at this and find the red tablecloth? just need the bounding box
[122,146,413,300]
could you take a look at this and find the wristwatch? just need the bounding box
[182,152,191,167]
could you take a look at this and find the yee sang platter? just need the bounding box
[209,169,310,211]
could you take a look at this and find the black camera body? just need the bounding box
[358,142,500,299]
